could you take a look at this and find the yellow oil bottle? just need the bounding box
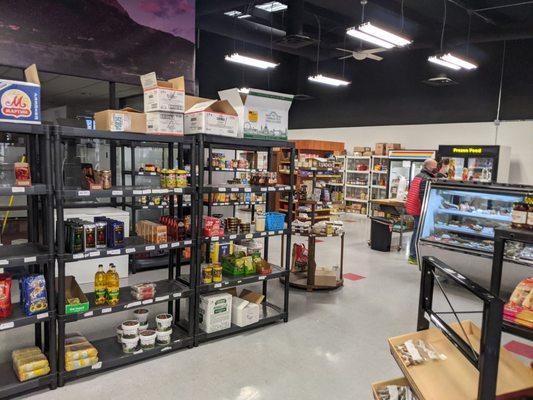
[105,263,120,306]
[94,264,107,305]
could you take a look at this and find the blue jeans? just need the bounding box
[409,215,420,259]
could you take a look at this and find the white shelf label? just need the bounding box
[73,253,84,260]
[268,187,275,191]
[142,189,151,194]
[160,346,171,352]
[145,245,156,251]
[12,187,25,193]
[91,362,102,370]
[173,293,182,298]
[245,234,253,239]
[126,301,142,308]
[211,236,219,242]
[149,172,157,176]
[260,187,267,192]
[142,299,154,305]
[214,283,222,288]
[142,206,148,209]
[77,190,90,197]
[260,232,267,236]
[0,260,7,265]
[83,311,94,318]
[174,188,183,193]
[133,190,143,195]
[184,240,192,245]
[218,187,227,192]
[170,242,179,248]
[231,187,239,192]
[155,295,169,302]
[125,248,136,254]
[24,256,37,263]
[229,235,237,240]
[106,249,121,255]
[244,188,252,192]
[133,349,143,355]
[277,230,284,235]
[0,322,14,330]
[112,190,123,196]
[237,280,242,284]
[101,308,112,314]
[88,251,100,258]
[259,276,266,280]
[159,243,168,249]
[152,189,167,194]
[37,312,49,320]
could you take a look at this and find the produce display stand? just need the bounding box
[53,127,197,387]
[375,255,533,400]
[491,227,533,341]
[284,231,344,292]
[0,123,57,397]
[369,198,409,251]
[193,134,294,345]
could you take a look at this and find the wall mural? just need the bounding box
[0,0,195,85]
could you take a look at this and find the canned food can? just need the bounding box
[212,264,223,283]
[202,266,213,284]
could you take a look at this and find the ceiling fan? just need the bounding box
[336,47,387,61]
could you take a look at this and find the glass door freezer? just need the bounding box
[387,150,436,199]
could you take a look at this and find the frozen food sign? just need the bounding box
[452,147,483,155]
[0,81,40,124]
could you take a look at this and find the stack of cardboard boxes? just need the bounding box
[374,143,401,156]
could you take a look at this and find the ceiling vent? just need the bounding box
[422,75,458,87]
[276,0,313,49]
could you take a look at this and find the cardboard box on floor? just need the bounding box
[218,88,293,140]
[0,64,41,124]
[184,96,238,137]
[231,296,260,327]
[94,107,147,133]
[314,267,337,287]
[140,72,185,113]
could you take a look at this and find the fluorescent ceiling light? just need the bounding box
[238,14,252,19]
[428,56,461,70]
[346,28,395,49]
[224,10,242,17]
[308,74,351,87]
[359,22,411,47]
[239,87,250,94]
[225,53,278,69]
[255,1,287,12]
[441,53,477,70]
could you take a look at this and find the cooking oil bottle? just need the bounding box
[94,264,107,305]
[105,263,120,306]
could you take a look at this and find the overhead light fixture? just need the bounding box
[346,28,395,49]
[224,10,242,17]
[358,22,411,47]
[238,87,250,94]
[255,1,287,12]
[428,53,477,71]
[238,14,252,19]
[225,53,278,70]
[308,74,350,87]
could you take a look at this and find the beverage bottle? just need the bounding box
[94,264,107,305]
[106,263,120,305]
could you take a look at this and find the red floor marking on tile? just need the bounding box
[504,341,533,359]
[343,273,366,281]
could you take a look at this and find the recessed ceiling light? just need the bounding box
[255,2,287,12]
[225,53,279,69]
[308,74,351,87]
[224,10,242,17]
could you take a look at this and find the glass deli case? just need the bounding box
[418,181,533,291]
[388,150,436,198]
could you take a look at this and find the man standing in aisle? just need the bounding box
[405,158,438,265]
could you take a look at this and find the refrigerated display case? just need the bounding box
[437,145,511,183]
[387,150,436,198]
[417,181,533,291]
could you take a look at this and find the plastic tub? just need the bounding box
[139,330,157,349]
[121,335,139,353]
[155,314,173,331]
[133,308,149,324]
[122,320,140,336]
[156,328,172,345]
[116,325,123,343]
[139,322,148,332]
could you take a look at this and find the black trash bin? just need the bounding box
[370,217,392,252]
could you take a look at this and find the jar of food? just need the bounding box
[100,170,112,189]
[160,169,168,188]
[155,313,173,331]
[212,263,223,283]
[202,266,213,284]
[512,202,528,229]
[139,330,157,349]
[156,328,172,345]
[255,213,266,232]
[122,320,140,336]
[166,169,177,189]
[121,334,139,353]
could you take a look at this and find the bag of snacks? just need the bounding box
[12,346,50,382]
[20,275,48,316]
[504,277,533,328]
[65,355,98,371]
[16,365,50,382]
[0,274,13,318]
[130,283,156,300]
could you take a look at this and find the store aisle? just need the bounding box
[24,218,496,400]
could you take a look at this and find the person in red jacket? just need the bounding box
[406,159,438,264]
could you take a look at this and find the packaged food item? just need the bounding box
[255,213,266,232]
[16,365,50,381]
[65,356,98,372]
[504,277,533,328]
[213,263,223,282]
[122,334,139,353]
[136,220,167,244]
[122,320,140,336]
[97,170,112,189]
[202,265,213,284]
[64,332,89,347]
[94,265,107,306]
[83,222,96,250]
[12,347,41,360]
[133,308,149,324]
[210,241,234,263]
[20,274,48,316]
[14,162,32,186]
[140,330,157,349]
[0,274,13,318]
[95,221,107,248]
[106,263,120,305]
[512,202,528,229]
[156,313,173,331]
[156,328,172,345]
[13,352,48,374]
[64,333,98,364]
[130,282,156,300]
[175,170,188,187]
[81,163,102,190]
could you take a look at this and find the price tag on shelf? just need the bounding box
[142,189,151,194]
[73,253,84,260]
[155,295,169,302]
[231,187,239,192]
[259,276,266,280]
[152,189,167,194]
[244,188,251,192]
[125,248,135,254]
[173,293,182,298]
[77,190,90,197]
[11,187,25,193]
[260,232,267,236]
[237,280,242,284]
[126,301,142,309]
[88,251,100,258]
[184,240,192,246]
[268,187,275,191]
[145,245,156,251]
[133,350,143,355]
[160,347,171,352]
[91,362,102,370]
[83,311,94,318]
[229,235,237,240]
[211,236,219,242]
[0,322,14,330]
[171,242,179,248]
[37,312,49,320]
[174,188,183,194]
[245,234,253,239]
[218,187,227,192]
[261,187,267,192]
[142,299,153,305]
[278,230,284,235]
[133,190,143,195]
[106,249,120,256]
[159,243,168,249]
[101,308,112,314]
[112,190,123,196]
[24,256,37,263]
[214,283,222,288]
[142,206,149,209]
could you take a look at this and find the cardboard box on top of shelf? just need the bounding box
[184,96,239,137]
[94,107,147,133]
[375,143,386,155]
[386,143,402,152]
[363,151,373,156]
[314,267,337,287]
[218,88,293,140]
[146,111,183,135]
[239,288,264,304]
[353,146,366,153]
[0,64,41,124]
[231,296,260,327]
[140,72,185,113]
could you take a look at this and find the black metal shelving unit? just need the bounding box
[0,122,57,398]
[194,133,294,345]
[53,126,197,387]
[491,227,533,341]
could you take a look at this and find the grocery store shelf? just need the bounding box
[61,280,193,322]
[327,182,344,186]
[0,242,51,268]
[196,302,284,343]
[201,184,291,194]
[502,320,533,341]
[434,223,494,238]
[129,203,192,210]
[197,264,287,292]
[436,208,511,222]
[371,170,388,174]
[58,126,192,144]
[346,184,368,188]
[0,362,55,399]
[61,236,193,262]
[346,170,369,174]
[203,201,266,207]
[345,198,368,203]
[61,186,192,198]
[0,184,48,196]
[371,185,387,189]
[292,231,344,238]
[203,229,288,243]
[0,306,52,331]
[61,327,193,382]
[206,167,268,173]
